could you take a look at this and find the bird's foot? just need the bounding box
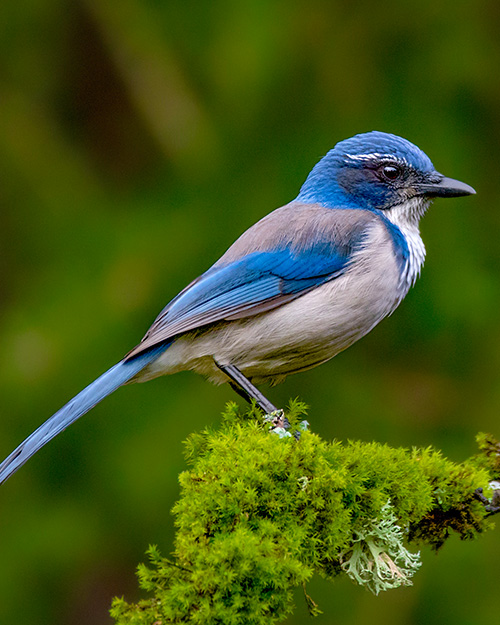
[263,409,292,438]
[474,482,500,516]
[263,410,309,440]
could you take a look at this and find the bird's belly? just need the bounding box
[143,254,405,385]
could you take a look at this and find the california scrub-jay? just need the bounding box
[0,131,475,484]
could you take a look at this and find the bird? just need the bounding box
[0,131,475,484]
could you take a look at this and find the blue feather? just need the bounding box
[0,345,169,484]
[146,245,352,338]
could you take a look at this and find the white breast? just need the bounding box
[384,197,427,291]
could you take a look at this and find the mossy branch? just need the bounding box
[110,401,499,625]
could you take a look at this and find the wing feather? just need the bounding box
[126,204,374,359]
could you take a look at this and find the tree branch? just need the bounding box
[110,401,499,624]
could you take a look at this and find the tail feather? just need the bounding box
[0,345,168,484]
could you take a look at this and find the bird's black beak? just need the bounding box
[416,175,476,198]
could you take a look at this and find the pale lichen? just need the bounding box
[340,501,421,594]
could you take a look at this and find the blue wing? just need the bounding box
[127,240,358,357]
[126,201,378,358]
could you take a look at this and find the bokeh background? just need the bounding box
[1,1,499,623]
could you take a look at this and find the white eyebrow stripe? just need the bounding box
[345,152,388,161]
[344,153,409,167]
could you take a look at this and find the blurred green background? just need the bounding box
[0,0,499,623]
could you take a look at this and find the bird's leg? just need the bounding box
[214,361,281,417]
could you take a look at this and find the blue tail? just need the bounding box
[0,345,168,484]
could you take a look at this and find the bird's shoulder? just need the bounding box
[215,201,382,264]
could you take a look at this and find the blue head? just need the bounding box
[297,131,475,221]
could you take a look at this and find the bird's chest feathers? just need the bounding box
[397,225,426,291]
[312,223,408,340]
[383,197,427,291]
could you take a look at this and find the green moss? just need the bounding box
[110,402,497,625]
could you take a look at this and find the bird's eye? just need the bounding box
[380,164,401,181]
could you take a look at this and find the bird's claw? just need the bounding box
[264,411,308,440]
[264,410,292,438]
